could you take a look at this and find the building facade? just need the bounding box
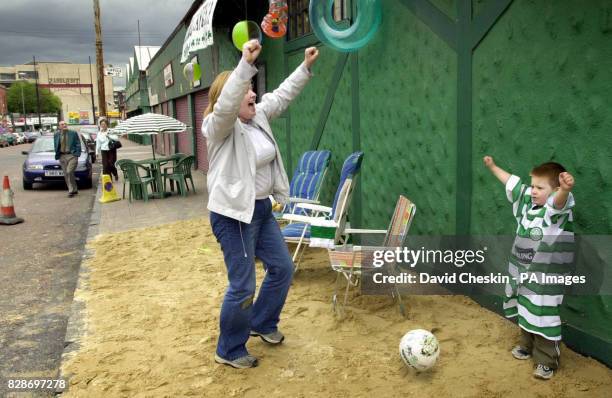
[0,62,116,124]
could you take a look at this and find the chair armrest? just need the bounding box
[287,197,320,204]
[282,214,317,223]
[294,203,332,213]
[344,229,387,234]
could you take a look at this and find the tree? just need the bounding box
[7,81,62,114]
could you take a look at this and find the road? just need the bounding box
[0,141,100,396]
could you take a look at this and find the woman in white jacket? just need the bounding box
[202,40,319,369]
[95,118,120,180]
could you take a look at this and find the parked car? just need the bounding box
[0,134,8,148]
[13,132,25,144]
[24,130,41,143]
[2,132,15,146]
[79,130,97,163]
[22,135,92,190]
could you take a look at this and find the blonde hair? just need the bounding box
[204,71,232,117]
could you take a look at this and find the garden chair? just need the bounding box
[328,195,416,316]
[282,151,364,270]
[275,150,331,219]
[162,155,195,196]
[115,159,131,199]
[119,160,155,202]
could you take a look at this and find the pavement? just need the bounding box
[0,140,101,397]
[96,139,208,234]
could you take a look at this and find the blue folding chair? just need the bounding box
[275,150,331,219]
[282,151,364,270]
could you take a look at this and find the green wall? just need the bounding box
[147,27,238,104]
[261,0,612,365]
[471,0,612,345]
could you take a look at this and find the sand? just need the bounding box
[61,219,611,398]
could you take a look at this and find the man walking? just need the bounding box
[54,121,81,197]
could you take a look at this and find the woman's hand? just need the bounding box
[242,39,262,65]
[304,47,319,69]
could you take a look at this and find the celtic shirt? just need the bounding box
[502,174,575,341]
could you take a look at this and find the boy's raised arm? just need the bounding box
[483,156,511,185]
[554,172,574,210]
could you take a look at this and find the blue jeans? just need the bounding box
[210,199,294,360]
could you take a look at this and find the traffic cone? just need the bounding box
[99,174,121,203]
[0,176,24,225]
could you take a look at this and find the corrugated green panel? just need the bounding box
[472,0,612,235]
[314,60,353,209]
[360,0,457,233]
[430,0,456,19]
[285,47,343,170]
[472,0,490,18]
[472,0,612,343]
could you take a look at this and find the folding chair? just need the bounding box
[282,151,364,270]
[328,195,416,316]
[274,150,331,220]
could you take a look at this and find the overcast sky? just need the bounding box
[0,0,194,88]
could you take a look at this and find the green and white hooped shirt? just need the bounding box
[503,175,575,341]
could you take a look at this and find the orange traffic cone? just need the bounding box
[0,176,24,225]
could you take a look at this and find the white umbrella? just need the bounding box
[112,113,188,159]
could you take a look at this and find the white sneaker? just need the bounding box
[533,364,554,380]
[250,330,285,344]
[511,346,532,360]
[214,353,258,369]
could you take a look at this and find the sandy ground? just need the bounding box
[61,219,611,398]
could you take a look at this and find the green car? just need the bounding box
[1,133,15,145]
[0,135,8,147]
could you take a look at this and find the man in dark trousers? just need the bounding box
[54,120,81,197]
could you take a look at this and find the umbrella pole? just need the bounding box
[151,137,156,160]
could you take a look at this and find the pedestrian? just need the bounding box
[54,120,81,197]
[95,118,120,180]
[202,39,319,369]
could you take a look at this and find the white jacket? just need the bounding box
[95,130,120,154]
[202,58,312,223]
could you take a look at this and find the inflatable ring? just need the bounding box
[309,0,382,52]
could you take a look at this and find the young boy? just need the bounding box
[484,156,575,380]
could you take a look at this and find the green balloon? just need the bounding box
[192,63,201,81]
[232,20,262,51]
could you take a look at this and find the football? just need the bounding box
[399,329,440,371]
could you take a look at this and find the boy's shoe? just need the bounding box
[511,346,532,360]
[533,364,554,380]
[250,330,285,344]
[214,353,258,369]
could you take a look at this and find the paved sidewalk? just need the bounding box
[97,139,208,234]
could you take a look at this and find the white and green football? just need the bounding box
[399,329,440,371]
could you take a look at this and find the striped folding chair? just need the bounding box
[282,151,364,270]
[275,150,331,219]
[328,195,416,316]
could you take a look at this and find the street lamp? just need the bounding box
[17,72,28,130]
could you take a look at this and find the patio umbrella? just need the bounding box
[112,113,188,159]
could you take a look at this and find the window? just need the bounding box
[0,73,15,81]
[16,71,38,80]
[288,0,349,40]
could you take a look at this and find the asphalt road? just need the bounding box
[0,141,100,396]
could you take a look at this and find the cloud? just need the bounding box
[0,0,193,67]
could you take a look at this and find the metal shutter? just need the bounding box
[193,90,209,173]
[174,96,192,155]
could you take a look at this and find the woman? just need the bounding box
[95,118,119,180]
[203,40,319,369]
